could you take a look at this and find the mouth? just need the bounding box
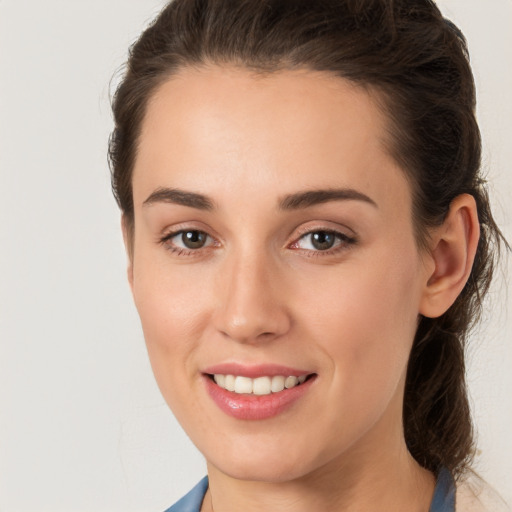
[202,366,317,420]
[207,373,313,395]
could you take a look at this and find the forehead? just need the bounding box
[133,65,410,214]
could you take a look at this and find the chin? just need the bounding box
[214,459,310,483]
[205,440,326,483]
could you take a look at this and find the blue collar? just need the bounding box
[429,467,456,512]
[165,477,208,512]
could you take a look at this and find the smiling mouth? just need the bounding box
[207,373,315,395]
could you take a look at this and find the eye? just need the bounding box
[293,230,355,252]
[161,229,214,251]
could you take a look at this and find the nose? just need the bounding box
[213,251,291,344]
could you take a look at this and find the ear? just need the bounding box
[121,215,134,292]
[419,194,480,318]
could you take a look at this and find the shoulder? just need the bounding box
[456,471,510,512]
[163,477,209,512]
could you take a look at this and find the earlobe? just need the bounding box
[419,194,480,318]
[121,215,134,292]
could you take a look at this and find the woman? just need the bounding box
[109,0,509,510]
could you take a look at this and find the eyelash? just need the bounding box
[159,229,217,257]
[158,228,357,257]
[289,229,357,257]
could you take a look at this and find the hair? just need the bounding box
[109,0,506,478]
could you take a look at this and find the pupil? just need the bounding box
[312,231,335,250]
[182,230,206,249]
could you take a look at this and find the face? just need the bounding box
[128,66,432,482]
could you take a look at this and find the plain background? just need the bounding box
[0,1,510,510]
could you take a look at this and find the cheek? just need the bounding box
[130,252,214,391]
[293,247,423,455]
[297,242,423,389]
[132,233,215,329]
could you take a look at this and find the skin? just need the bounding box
[125,66,479,511]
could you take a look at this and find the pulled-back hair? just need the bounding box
[109,0,505,478]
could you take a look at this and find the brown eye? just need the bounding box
[161,229,214,253]
[310,231,336,250]
[299,231,337,251]
[180,230,208,249]
[294,229,356,253]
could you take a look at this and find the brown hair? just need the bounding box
[109,0,506,477]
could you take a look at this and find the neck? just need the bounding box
[204,450,434,512]
[202,388,435,512]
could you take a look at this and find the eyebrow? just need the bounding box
[142,186,377,211]
[279,188,377,210]
[143,187,215,210]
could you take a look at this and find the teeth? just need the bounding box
[253,376,272,395]
[234,376,253,394]
[214,374,226,388]
[271,375,285,393]
[213,374,309,395]
[284,376,298,388]
[224,374,236,392]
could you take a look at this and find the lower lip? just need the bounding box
[203,375,316,420]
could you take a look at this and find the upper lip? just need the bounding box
[202,363,314,378]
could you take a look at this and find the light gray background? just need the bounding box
[0,1,510,510]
